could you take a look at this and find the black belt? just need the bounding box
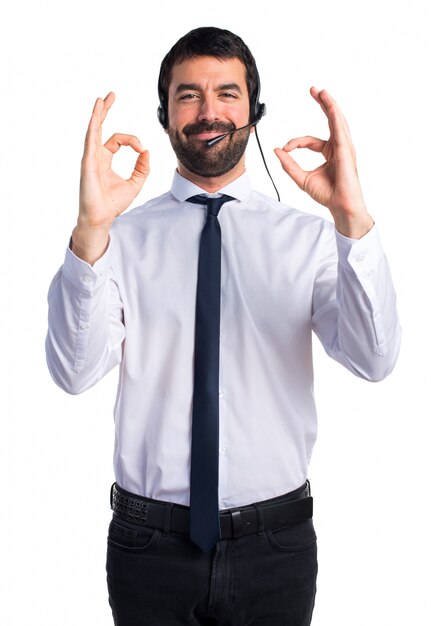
[110,482,313,540]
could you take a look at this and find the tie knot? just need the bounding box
[187,194,235,217]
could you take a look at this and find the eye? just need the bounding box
[220,92,238,99]
[179,93,199,101]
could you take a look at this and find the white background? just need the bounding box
[1,0,430,624]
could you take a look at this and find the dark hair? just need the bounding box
[157,26,260,128]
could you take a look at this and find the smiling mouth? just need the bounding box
[190,131,224,141]
[184,122,234,140]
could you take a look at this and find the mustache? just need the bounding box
[184,121,235,137]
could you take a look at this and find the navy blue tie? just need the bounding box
[187,193,234,553]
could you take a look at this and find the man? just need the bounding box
[46,26,401,626]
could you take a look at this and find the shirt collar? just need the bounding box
[170,169,252,203]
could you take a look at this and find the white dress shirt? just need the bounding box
[46,170,401,509]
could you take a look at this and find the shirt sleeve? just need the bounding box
[311,224,401,381]
[45,238,125,394]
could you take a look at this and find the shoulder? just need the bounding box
[118,191,175,220]
[111,191,180,232]
[249,189,333,235]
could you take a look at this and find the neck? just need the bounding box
[177,159,245,193]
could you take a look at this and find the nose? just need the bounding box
[197,95,219,123]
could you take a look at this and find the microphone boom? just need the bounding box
[205,121,256,147]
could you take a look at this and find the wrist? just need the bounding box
[332,209,374,240]
[71,223,111,265]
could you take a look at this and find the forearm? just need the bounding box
[332,207,375,241]
[71,222,111,265]
[312,225,401,381]
[46,244,124,394]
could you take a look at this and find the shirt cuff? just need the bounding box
[335,225,385,274]
[62,237,112,292]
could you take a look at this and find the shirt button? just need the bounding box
[219,390,224,398]
[79,322,90,330]
[219,446,227,456]
[355,255,365,263]
[82,275,92,283]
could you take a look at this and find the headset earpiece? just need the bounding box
[157,93,168,129]
[250,67,266,125]
[157,69,169,129]
[254,102,266,124]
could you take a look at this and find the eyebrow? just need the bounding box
[174,82,243,95]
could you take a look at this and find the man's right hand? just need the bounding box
[72,92,150,264]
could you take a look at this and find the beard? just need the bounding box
[168,121,251,178]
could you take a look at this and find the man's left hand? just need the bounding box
[275,87,374,239]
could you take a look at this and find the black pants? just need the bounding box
[106,495,318,625]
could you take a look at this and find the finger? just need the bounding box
[99,92,116,126]
[313,88,348,125]
[83,97,103,155]
[104,133,145,155]
[274,147,307,190]
[83,93,115,157]
[282,136,327,154]
[309,87,352,145]
[310,87,342,122]
[87,92,115,134]
[319,89,353,142]
[129,150,150,188]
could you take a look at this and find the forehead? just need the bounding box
[169,56,248,93]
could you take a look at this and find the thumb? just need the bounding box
[274,147,306,190]
[129,150,150,188]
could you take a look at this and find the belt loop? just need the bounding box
[253,502,265,536]
[306,479,311,497]
[162,503,173,536]
[231,510,243,538]
[110,483,116,510]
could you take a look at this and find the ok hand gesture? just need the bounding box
[73,92,150,263]
[275,88,374,239]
